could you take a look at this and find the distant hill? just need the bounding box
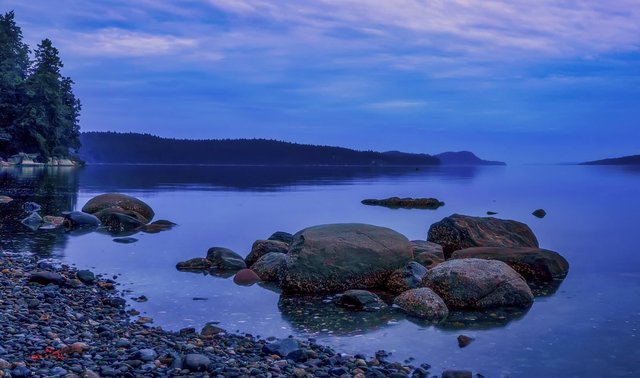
[581,155,640,165]
[435,151,506,166]
[78,132,440,166]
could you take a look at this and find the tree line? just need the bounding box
[0,11,81,160]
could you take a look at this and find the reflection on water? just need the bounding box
[1,164,640,377]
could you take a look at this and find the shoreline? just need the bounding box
[0,252,446,378]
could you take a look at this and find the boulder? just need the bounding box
[422,258,533,309]
[251,252,286,282]
[361,197,445,209]
[411,240,445,268]
[386,262,428,294]
[176,258,213,271]
[245,239,289,267]
[233,269,261,286]
[279,223,413,294]
[268,231,294,245]
[393,287,449,321]
[336,290,387,311]
[82,193,154,222]
[450,247,569,283]
[97,211,146,233]
[206,247,246,270]
[427,214,539,258]
[62,211,101,229]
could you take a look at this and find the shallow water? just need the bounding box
[1,164,639,377]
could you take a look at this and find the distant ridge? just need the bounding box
[78,132,441,166]
[435,151,506,166]
[581,154,640,165]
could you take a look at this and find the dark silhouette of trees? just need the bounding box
[0,12,81,160]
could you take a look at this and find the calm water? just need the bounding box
[1,164,639,377]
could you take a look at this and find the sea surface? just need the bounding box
[1,164,639,377]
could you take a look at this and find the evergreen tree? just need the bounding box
[0,11,29,153]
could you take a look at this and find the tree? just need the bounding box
[0,11,29,153]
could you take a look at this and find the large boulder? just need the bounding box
[411,240,445,268]
[386,262,428,294]
[278,223,413,294]
[451,247,569,283]
[427,214,539,258]
[245,239,289,267]
[422,258,533,309]
[251,252,286,282]
[206,247,246,270]
[82,193,154,222]
[393,287,448,321]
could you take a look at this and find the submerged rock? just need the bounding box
[336,290,387,311]
[393,287,448,321]
[113,237,138,244]
[427,214,539,258]
[423,258,534,309]
[82,193,154,222]
[457,335,474,348]
[386,262,428,294]
[361,197,445,209]
[451,247,569,283]
[138,220,176,233]
[245,239,289,267]
[532,209,547,218]
[279,223,413,294]
[206,247,246,270]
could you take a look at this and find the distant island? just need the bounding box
[435,151,506,166]
[581,154,640,165]
[77,132,505,166]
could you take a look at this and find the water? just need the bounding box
[1,164,639,377]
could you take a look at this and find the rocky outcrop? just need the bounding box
[386,262,428,294]
[411,240,445,268]
[427,214,539,258]
[336,290,387,312]
[393,287,448,321]
[245,240,289,267]
[279,223,413,294]
[450,247,569,283]
[361,197,444,209]
[422,258,534,309]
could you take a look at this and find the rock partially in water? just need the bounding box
[251,252,286,282]
[268,231,294,245]
[393,288,448,321]
[279,223,413,294]
[457,335,474,348]
[62,211,101,229]
[98,211,146,233]
[245,239,289,267]
[82,193,155,222]
[21,212,43,231]
[206,247,246,270]
[138,220,176,233]
[451,247,569,283]
[386,262,428,294]
[200,323,225,337]
[42,215,65,229]
[532,209,547,218]
[427,214,539,258]
[176,257,213,271]
[76,270,96,285]
[361,197,445,209]
[423,258,534,309]
[233,269,261,286]
[336,290,387,312]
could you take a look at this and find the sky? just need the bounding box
[4,0,640,163]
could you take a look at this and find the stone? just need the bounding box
[279,223,413,294]
[138,220,176,234]
[268,231,294,245]
[336,290,387,311]
[11,366,32,378]
[183,354,211,372]
[411,240,445,268]
[93,209,146,233]
[386,262,428,294]
[361,197,445,209]
[22,201,41,212]
[393,288,448,321]
[21,212,43,231]
[82,193,155,222]
[427,214,539,258]
[62,211,101,229]
[245,239,289,267]
[132,348,157,362]
[532,209,547,218]
[29,271,66,286]
[251,252,286,282]
[233,269,261,286]
[76,270,95,285]
[42,215,65,228]
[422,258,534,309]
[262,338,302,359]
[176,257,213,271]
[450,247,569,283]
[457,335,474,348]
[200,323,225,337]
[206,247,247,270]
